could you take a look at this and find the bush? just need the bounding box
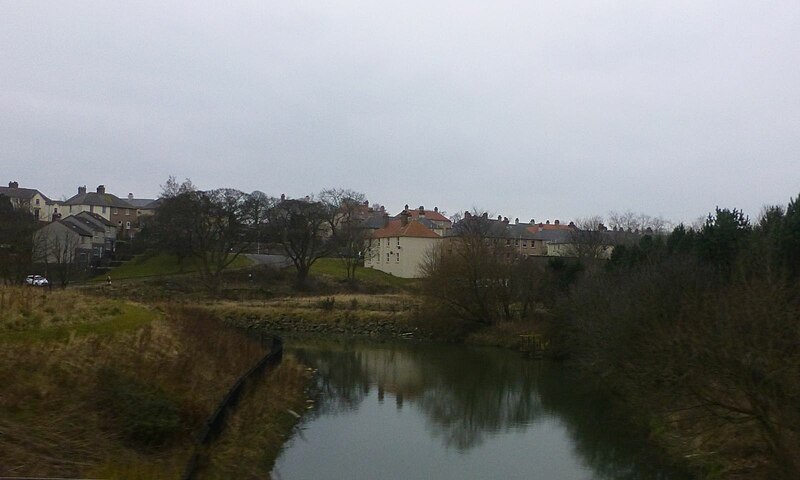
[96,368,181,448]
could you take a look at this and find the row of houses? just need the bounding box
[363,206,618,279]
[2,181,160,269]
[0,181,159,236]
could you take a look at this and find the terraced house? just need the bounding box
[63,185,140,238]
[0,181,57,222]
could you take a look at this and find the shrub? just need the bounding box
[96,368,180,448]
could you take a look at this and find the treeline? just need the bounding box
[552,200,800,478]
[140,177,369,291]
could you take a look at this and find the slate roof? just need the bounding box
[371,219,441,239]
[76,210,115,227]
[64,192,134,209]
[127,198,159,208]
[399,209,451,224]
[58,217,95,237]
[63,215,104,235]
[0,186,52,203]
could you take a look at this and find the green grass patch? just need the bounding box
[311,258,415,288]
[98,253,252,281]
[0,303,156,342]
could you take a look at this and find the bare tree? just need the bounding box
[568,216,610,265]
[267,196,332,288]
[319,188,368,282]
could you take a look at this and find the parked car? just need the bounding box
[25,275,49,287]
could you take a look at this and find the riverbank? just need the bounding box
[0,286,310,479]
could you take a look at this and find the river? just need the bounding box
[271,338,691,480]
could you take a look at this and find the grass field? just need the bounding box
[98,252,253,280]
[310,257,416,289]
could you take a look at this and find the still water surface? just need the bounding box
[272,339,690,480]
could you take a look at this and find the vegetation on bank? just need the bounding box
[418,196,800,479]
[0,287,308,479]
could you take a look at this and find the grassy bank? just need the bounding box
[96,252,252,281]
[0,287,309,478]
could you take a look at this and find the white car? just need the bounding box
[25,275,49,287]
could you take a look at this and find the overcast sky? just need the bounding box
[2,1,799,224]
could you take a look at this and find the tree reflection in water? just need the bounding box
[288,339,692,479]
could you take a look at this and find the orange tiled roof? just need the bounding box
[372,219,441,239]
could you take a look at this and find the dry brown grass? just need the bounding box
[0,286,306,479]
[198,358,313,480]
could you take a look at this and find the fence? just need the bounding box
[181,335,284,480]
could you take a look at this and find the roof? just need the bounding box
[0,186,52,203]
[64,192,135,209]
[371,219,441,239]
[127,198,158,208]
[62,215,104,234]
[397,209,451,224]
[76,210,115,227]
[56,218,94,237]
[361,212,390,229]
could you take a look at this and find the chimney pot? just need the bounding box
[96,185,105,194]
[404,204,409,210]
[555,219,560,225]
[128,193,133,200]
[515,218,519,224]
[78,186,87,195]
[434,207,438,213]
[497,215,502,221]
[8,181,18,188]
[546,220,550,224]
[530,219,535,224]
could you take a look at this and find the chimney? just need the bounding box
[419,206,425,219]
[96,185,105,194]
[530,219,535,225]
[434,207,438,213]
[128,193,134,200]
[280,193,286,201]
[404,204,409,211]
[546,220,550,224]
[482,212,488,219]
[382,212,390,227]
[515,218,519,224]
[497,215,502,221]
[8,181,18,188]
[400,210,410,226]
[554,219,560,225]
[464,211,471,218]
[503,217,509,224]
[78,186,87,195]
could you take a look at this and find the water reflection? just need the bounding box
[284,339,690,479]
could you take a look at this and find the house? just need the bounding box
[0,181,56,222]
[364,211,442,278]
[34,210,120,268]
[62,185,139,238]
[33,218,95,267]
[394,205,452,236]
[125,193,160,218]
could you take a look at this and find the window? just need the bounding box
[386,253,389,262]
[35,198,40,205]
[396,237,400,246]
[102,206,106,214]
[523,241,527,247]
[125,209,130,216]
[396,252,400,263]
[113,208,118,214]
[515,239,519,246]
[125,221,131,229]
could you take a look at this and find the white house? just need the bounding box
[364,213,442,278]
